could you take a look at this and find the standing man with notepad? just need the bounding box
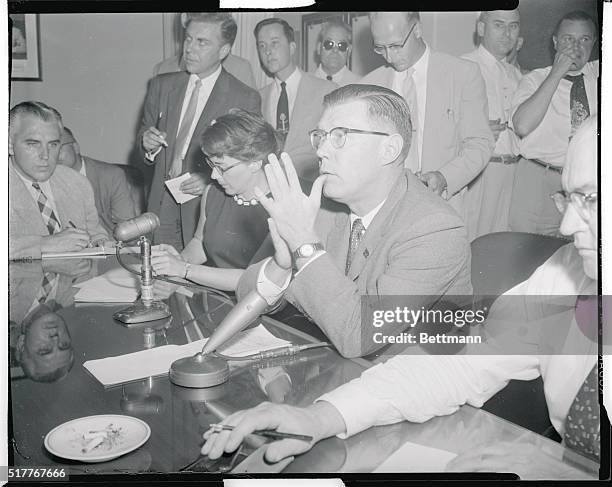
[139,13,260,250]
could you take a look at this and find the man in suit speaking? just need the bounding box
[361,12,493,231]
[140,13,261,250]
[9,101,109,260]
[236,84,472,358]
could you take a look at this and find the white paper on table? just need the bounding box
[373,441,457,472]
[83,324,292,386]
[164,172,198,204]
[73,267,139,303]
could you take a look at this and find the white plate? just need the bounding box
[44,415,151,463]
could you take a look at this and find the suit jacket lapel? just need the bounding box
[324,209,350,273]
[347,173,408,280]
[165,74,189,174]
[9,164,47,233]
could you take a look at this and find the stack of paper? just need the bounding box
[74,267,140,303]
[164,172,198,204]
[83,325,292,386]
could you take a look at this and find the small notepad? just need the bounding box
[164,172,199,204]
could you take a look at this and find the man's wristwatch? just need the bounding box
[292,242,324,270]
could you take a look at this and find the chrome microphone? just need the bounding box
[114,213,160,242]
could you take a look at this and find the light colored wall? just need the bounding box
[10,13,165,165]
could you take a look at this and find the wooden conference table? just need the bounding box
[8,257,600,479]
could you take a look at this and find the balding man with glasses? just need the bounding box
[361,12,493,235]
[234,84,472,358]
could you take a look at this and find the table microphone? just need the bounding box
[113,213,171,324]
[169,289,270,388]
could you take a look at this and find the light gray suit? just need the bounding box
[237,171,472,358]
[260,71,337,181]
[361,50,494,217]
[9,163,108,260]
[82,156,140,235]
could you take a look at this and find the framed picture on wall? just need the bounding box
[301,12,350,73]
[10,14,41,80]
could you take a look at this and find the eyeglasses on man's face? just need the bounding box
[309,126,390,150]
[205,156,242,175]
[550,190,598,219]
[322,39,350,52]
[373,21,417,57]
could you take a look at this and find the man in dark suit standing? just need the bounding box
[139,13,261,249]
[58,127,140,234]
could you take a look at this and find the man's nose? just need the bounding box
[39,145,50,160]
[559,205,583,238]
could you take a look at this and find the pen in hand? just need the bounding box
[208,423,313,442]
[67,220,94,248]
[156,111,168,148]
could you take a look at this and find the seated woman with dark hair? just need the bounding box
[151,109,280,291]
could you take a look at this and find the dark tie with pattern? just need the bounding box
[564,74,590,136]
[345,218,366,275]
[32,182,61,234]
[37,271,58,305]
[277,81,290,138]
[564,363,600,461]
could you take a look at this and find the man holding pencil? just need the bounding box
[8,101,109,260]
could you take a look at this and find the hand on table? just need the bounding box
[445,441,595,479]
[201,401,339,463]
[179,173,207,195]
[417,171,448,197]
[42,258,92,278]
[151,244,186,277]
[41,228,91,253]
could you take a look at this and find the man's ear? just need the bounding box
[316,41,322,57]
[552,35,558,51]
[414,20,424,40]
[8,135,14,156]
[476,21,485,39]
[289,41,297,59]
[219,43,231,62]
[16,334,25,359]
[380,133,404,165]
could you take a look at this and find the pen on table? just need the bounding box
[156,111,168,147]
[208,423,313,442]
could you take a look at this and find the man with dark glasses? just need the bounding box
[362,12,493,237]
[314,20,361,86]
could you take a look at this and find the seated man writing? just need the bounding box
[202,116,600,474]
[9,101,110,260]
[235,84,472,358]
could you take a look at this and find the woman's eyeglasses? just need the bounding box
[322,40,349,52]
[205,157,242,175]
[308,127,390,150]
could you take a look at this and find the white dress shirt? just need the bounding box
[265,67,302,128]
[315,65,360,87]
[318,244,597,440]
[391,44,430,172]
[462,45,522,156]
[510,60,598,166]
[12,160,61,226]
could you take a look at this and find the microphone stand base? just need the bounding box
[169,353,230,388]
[113,300,171,324]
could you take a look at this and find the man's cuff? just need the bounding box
[294,250,326,277]
[256,257,292,306]
[316,382,384,439]
[145,146,162,161]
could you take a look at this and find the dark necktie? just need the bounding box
[276,81,290,137]
[345,218,366,275]
[564,363,600,461]
[170,78,202,178]
[326,75,333,81]
[32,182,61,234]
[564,74,590,136]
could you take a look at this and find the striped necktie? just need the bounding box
[32,182,61,234]
[170,78,202,178]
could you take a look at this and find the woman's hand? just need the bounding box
[151,244,187,277]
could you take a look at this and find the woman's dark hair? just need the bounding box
[200,109,283,163]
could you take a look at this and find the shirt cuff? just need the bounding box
[294,250,326,277]
[256,257,292,306]
[145,146,162,161]
[316,381,386,439]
